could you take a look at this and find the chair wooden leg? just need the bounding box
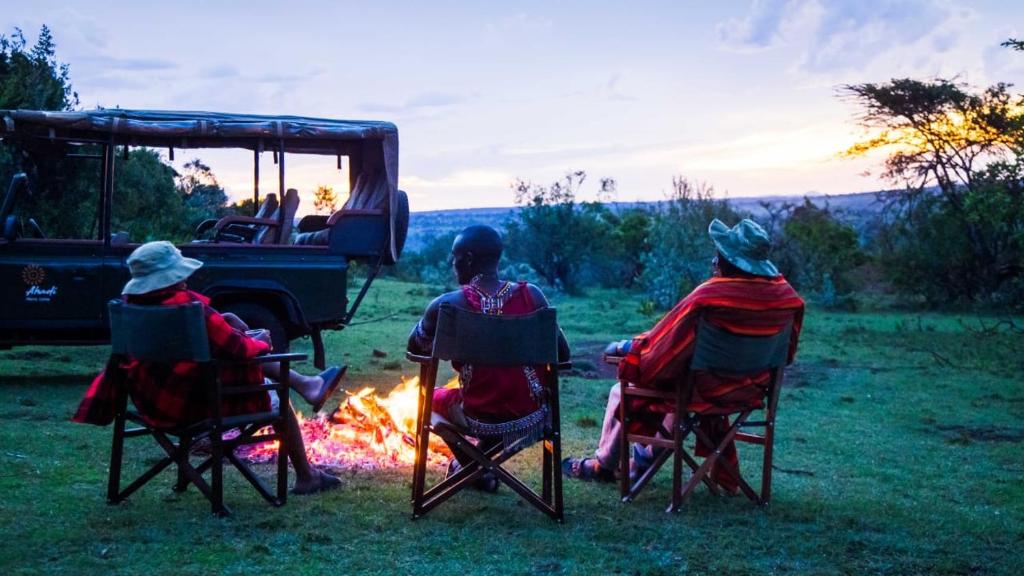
[551,389,564,522]
[762,398,777,505]
[542,439,552,503]
[411,361,438,519]
[669,414,684,513]
[173,435,191,492]
[277,364,291,507]
[619,386,631,500]
[210,427,228,516]
[107,411,127,504]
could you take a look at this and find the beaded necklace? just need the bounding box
[468,274,513,315]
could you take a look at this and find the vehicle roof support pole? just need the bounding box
[276,138,285,243]
[253,148,260,217]
[101,136,115,245]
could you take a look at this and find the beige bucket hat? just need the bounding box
[121,241,203,295]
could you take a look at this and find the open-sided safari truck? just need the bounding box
[0,109,409,368]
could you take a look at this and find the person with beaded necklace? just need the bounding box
[407,225,570,491]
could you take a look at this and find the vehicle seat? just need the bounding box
[194,193,278,242]
[293,173,385,246]
[256,188,299,244]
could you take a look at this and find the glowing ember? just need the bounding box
[239,376,454,470]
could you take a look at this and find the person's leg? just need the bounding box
[221,312,342,409]
[262,363,320,401]
[276,405,340,494]
[593,382,624,469]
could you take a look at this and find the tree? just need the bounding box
[0,26,90,238]
[640,177,744,308]
[0,26,78,111]
[176,158,229,228]
[111,149,191,242]
[503,170,617,294]
[842,77,1024,302]
[777,199,866,296]
[313,185,338,214]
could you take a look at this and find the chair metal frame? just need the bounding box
[406,303,570,521]
[618,311,793,512]
[104,299,306,516]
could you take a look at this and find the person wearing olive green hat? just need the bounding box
[708,218,780,278]
[563,219,804,492]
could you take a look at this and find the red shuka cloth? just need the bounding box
[72,289,271,429]
[617,275,804,490]
[433,282,550,423]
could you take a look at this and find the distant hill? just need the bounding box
[405,190,889,252]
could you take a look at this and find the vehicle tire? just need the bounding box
[386,189,410,265]
[220,302,290,353]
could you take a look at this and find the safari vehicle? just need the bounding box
[0,109,409,368]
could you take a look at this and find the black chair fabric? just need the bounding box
[433,304,558,365]
[109,300,211,362]
[690,317,791,374]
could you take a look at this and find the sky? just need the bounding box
[6,0,1024,213]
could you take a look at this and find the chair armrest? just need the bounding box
[221,382,286,396]
[603,354,624,366]
[213,215,282,229]
[194,218,218,236]
[217,353,308,366]
[326,208,385,226]
[406,351,432,364]
[557,361,573,371]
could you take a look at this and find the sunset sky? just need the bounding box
[7,1,1024,212]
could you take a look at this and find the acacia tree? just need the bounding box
[313,185,338,214]
[842,76,1024,301]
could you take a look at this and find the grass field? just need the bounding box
[1,278,1022,575]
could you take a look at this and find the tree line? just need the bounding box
[4,25,1022,311]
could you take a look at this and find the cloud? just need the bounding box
[717,0,974,76]
[78,55,177,71]
[716,0,793,51]
[357,91,466,114]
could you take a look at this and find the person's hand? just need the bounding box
[246,328,273,350]
[598,336,630,354]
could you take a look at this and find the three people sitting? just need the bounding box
[75,217,801,505]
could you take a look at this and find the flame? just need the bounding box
[239,376,454,470]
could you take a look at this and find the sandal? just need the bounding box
[561,457,614,482]
[310,365,347,413]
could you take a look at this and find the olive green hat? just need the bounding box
[122,241,203,295]
[708,218,779,278]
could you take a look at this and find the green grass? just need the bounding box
[1,279,1022,575]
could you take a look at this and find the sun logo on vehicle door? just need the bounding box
[21,264,45,286]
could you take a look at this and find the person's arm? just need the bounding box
[407,295,444,357]
[527,284,571,362]
[205,305,271,360]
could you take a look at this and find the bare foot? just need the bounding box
[292,469,342,495]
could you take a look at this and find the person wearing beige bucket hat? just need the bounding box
[75,240,345,494]
[563,219,804,492]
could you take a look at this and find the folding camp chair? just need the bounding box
[618,311,794,512]
[104,299,306,516]
[406,303,570,521]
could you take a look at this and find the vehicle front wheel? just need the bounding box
[220,302,289,353]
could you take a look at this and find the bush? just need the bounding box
[640,177,745,309]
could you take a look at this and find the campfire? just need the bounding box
[239,376,454,470]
